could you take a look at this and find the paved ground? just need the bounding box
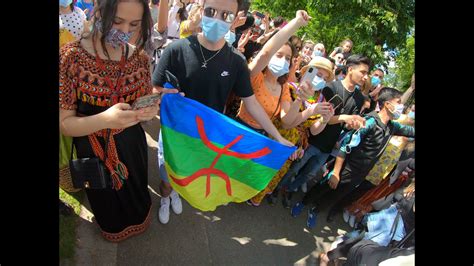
[64,117,352,266]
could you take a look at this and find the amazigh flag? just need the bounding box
[160,93,296,211]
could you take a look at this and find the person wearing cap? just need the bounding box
[235,10,333,206]
[236,10,326,137]
[249,56,337,206]
[277,55,370,210]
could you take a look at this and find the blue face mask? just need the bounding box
[201,16,231,43]
[338,75,345,81]
[268,56,290,77]
[224,30,236,45]
[311,70,326,91]
[255,18,262,26]
[371,76,381,87]
[312,50,323,57]
[345,130,361,153]
[60,0,72,7]
[408,111,415,120]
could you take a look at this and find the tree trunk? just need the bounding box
[401,73,415,105]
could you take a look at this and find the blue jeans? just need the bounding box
[278,144,330,192]
[157,131,169,182]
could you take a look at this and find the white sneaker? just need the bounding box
[158,196,170,224]
[330,235,345,251]
[301,182,308,193]
[170,190,182,215]
[343,209,350,223]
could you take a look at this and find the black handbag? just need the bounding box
[69,129,112,189]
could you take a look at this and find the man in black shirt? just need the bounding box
[277,55,371,208]
[152,0,294,224]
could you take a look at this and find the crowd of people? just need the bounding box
[59,0,415,263]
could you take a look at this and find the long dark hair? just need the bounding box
[89,0,151,59]
[177,7,188,22]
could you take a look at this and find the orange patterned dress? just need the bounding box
[59,41,152,242]
[250,82,322,205]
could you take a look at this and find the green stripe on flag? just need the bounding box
[162,126,277,191]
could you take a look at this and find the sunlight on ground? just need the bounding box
[231,237,252,245]
[148,185,162,197]
[79,205,94,223]
[294,251,319,265]
[262,238,298,247]
[337,229,347,235]
[194,211,221,222]
[145,130,158,148]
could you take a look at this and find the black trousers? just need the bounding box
[301,166,365,209]
[327,180,376,214]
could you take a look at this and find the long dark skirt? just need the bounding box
[74,105,151,242]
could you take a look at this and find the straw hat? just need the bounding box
[300,56,335,82]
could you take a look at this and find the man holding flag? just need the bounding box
[152,0,302,223]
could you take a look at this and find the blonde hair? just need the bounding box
[303,40,315,47]
[188,3,202,21]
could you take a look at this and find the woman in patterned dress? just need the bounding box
[59,0,158,242]
[249,56,336,206]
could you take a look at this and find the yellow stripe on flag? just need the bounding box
[165,163,260,211]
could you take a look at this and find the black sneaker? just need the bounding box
[266,191,278,205]
[326,208,337,223]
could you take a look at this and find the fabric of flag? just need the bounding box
[160,93,296,211]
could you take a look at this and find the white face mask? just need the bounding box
[224,30,236,44]
[268,56,290,77]
[388,102,404,119]
[311,72,326,91]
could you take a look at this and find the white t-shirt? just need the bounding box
[59,6,86,40]
[167,5,181,38]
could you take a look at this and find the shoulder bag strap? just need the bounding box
[71,129,111,161]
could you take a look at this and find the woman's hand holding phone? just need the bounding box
[297,81,315,101]
[102,103,140,129]
[136,103,160,122]
[310,102,333,117]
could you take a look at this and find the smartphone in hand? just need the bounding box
[164,70,180,90]
[132,94,161,110]
[327,94,343,110]
[322,86,343,111]
[255,11,265,18]
[301,66,317,90]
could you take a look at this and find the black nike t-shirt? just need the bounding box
[152,35,254,112]
[309,80,365,153]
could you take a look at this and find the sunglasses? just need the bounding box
[203,7,235,23]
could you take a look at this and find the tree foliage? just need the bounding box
[251,0,415,69]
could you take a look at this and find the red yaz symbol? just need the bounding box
[170,116,271,197]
